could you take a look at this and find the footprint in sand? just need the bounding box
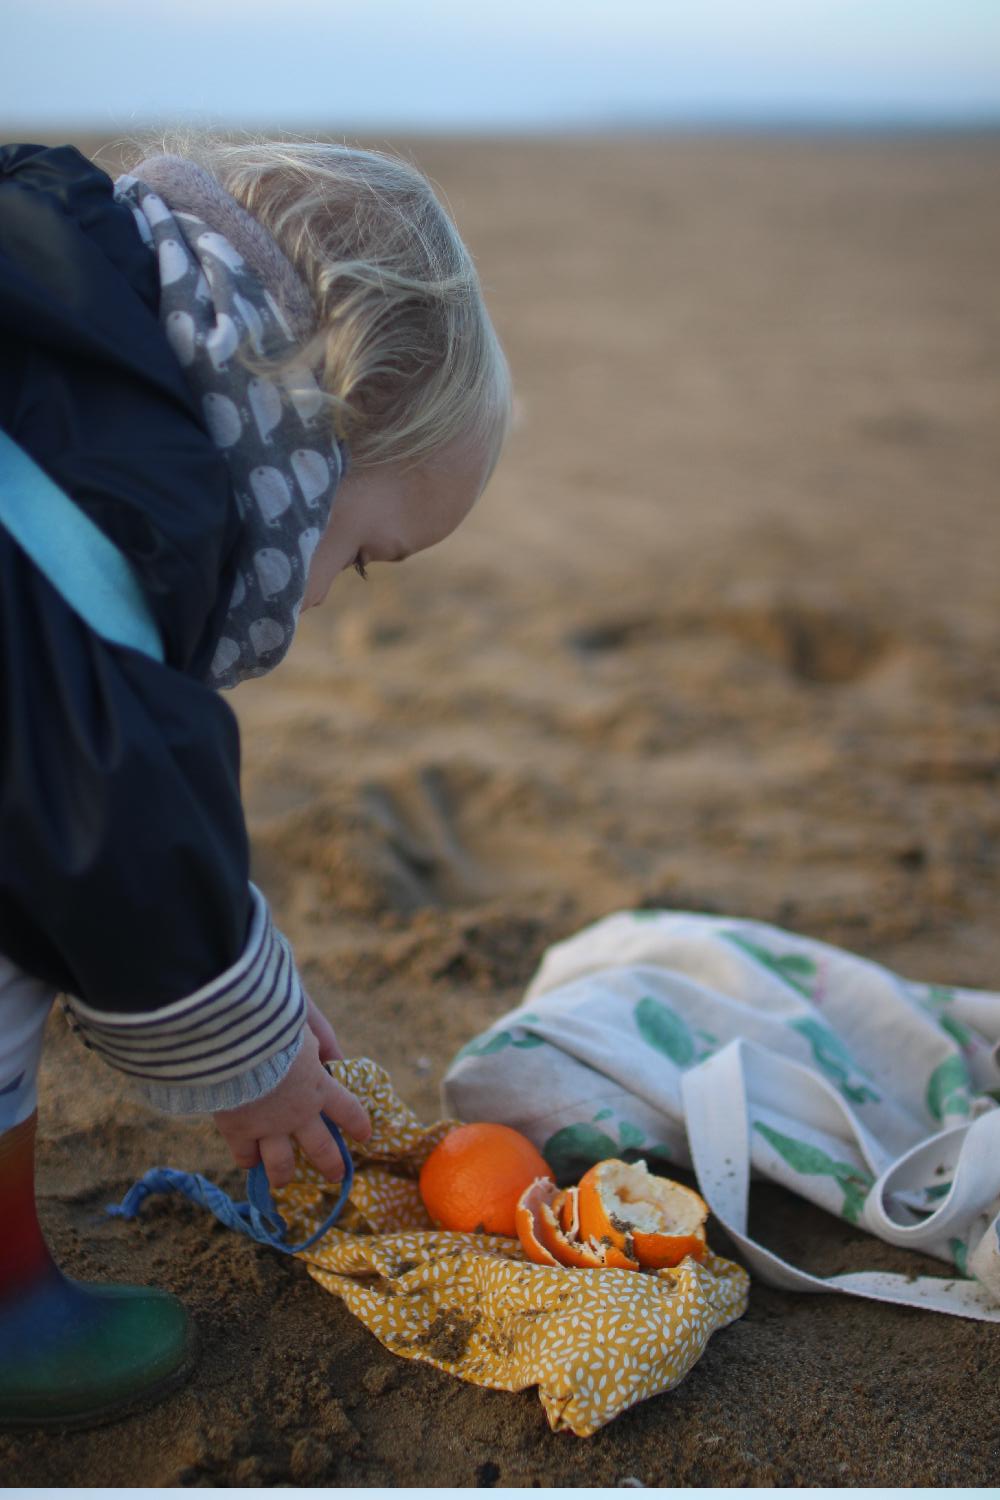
[566,601,894,685]
[360,766,484,912]
[717,601,894,684]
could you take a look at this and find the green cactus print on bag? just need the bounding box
[634,996,717,1067]
[788,1018,880,1106]
[722,931,818,1000]
[926,1054,972,1122]
[914,985,977,1051]
[543,1111,672,1184]
[754,1121,874,1223]
[455,1014,546,1061]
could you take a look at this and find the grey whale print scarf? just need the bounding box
[115,161,346,689]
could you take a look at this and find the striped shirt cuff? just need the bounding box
[63,884,306,1115]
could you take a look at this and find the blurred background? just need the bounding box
[11,5,1000,1485]
[11,0,1000,1170]
[9,0,1000,1210]
[6,0,1000,132]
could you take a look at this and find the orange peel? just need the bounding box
[576,1159,708,1269]
[514,1178,563,1266]
[515,1177,640,1271]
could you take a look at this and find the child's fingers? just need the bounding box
[305,996,343,1062]
[321,1072,372,1143]
[296,1115,347,1183]
[225,1137,262,1170]
[259,1134,298,1191]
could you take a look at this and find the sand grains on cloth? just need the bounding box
[275,1059,748,1436]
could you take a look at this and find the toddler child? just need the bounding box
[0,134,510,1426]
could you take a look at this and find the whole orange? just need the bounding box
[419,1122,553,1236]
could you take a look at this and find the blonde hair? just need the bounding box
[127,133,511,475]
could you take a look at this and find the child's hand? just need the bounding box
[304,994,343,1063]
[212,1020,371,1189]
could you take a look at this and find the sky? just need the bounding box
[5,0,1000,131]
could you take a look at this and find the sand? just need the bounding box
[3,130,1000,1485]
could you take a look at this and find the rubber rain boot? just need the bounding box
[0,1111,193,1429]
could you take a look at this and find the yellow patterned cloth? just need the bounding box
[273,1059,749,1436]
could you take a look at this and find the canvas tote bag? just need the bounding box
[443,910,1000,1320]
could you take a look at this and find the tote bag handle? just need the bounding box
[682,1040,1000,1320]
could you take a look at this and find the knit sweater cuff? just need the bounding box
[63,884,306,1115]
[134,1029,304,1115]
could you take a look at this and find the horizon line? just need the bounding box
[4,112,1000,141]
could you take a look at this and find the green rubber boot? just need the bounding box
[0,1113,194,1430]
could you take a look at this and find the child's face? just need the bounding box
[301,436,489,610]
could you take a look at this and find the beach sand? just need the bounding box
[4,131,1000,1485]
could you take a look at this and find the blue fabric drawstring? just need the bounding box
[107,1114,354,1254]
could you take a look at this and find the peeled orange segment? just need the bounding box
[576,1159,709,1270]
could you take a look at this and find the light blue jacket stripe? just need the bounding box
[0,427,164,662]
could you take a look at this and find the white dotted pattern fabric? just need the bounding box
[274,1059,749,1437]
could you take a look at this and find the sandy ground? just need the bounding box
[4,130,1000,1485]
